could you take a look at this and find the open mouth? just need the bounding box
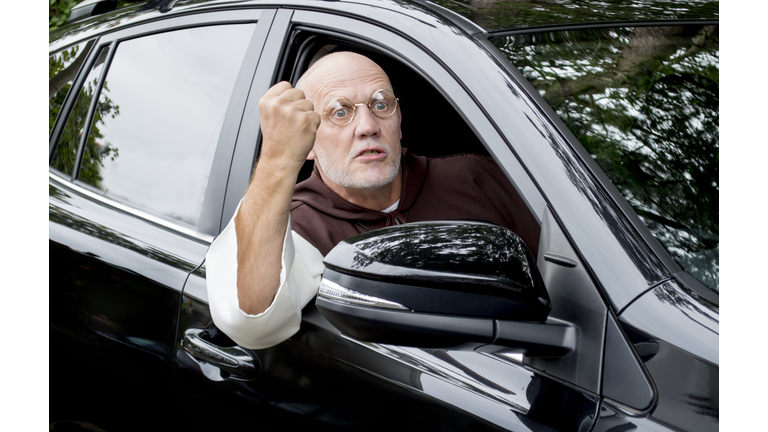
[359,150,382,156]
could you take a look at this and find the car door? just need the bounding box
[174,6,605,432]
[49,9,266,431]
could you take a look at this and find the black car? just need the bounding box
[49,1,718,431]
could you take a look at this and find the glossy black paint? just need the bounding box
[594,325,719,432]
[431,0,719,32]
[621,280,718,367]
[49,179,203,431]
[49,1,718,431]
[315,222,587,355]
[324,221,550,319]
[317,287,577,356]
[179,272,600,431]
[601,313,655,412]
[179,269,547,431]
[617,280,719,430]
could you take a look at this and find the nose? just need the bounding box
[353,103,381,139]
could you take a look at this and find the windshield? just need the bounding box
[493,25,719,292]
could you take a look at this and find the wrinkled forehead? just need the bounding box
[298,53,393,105]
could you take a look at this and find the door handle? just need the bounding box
[182,328,259,380]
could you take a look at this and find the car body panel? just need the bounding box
[620,280,719,366]
[430,0,719,32]
[49,1,718,430]
[179,265,601,431]
[49,176,205,429]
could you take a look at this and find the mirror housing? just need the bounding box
[316,221,576,357]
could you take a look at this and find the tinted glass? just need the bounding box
[494,25,719,291]
[77,24,256,229]
[50,46,109,177]
[49,40,94,133]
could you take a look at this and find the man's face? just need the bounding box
[304,55,403,190]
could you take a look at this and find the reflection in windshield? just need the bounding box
[494,25,719,291]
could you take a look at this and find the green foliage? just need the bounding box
[495,25,720,290]
[49,0,143,31]
[48,45,78,133]
[49,0,81,31]
[79,80,121,189]
[50,44,120,188]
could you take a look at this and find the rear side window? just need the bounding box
[494,25,719,292]
[50,43,109,177]
[49,40,94,134]
[74,24,256,229]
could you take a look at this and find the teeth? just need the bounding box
[361,150,380,155]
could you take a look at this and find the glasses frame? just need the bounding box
[323,89,399,126]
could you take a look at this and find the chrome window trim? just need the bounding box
[49,171,215,244]
[49,7,264,54]
[96,9,264,46]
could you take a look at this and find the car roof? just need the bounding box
[429,0,719,33]
[49,0,720,52]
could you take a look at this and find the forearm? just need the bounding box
[234,159,301,315]
[230,80,320,315]
[206,218,325,349]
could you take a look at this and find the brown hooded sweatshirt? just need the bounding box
[290,149,541,258]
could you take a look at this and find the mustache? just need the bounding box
[350,139,391,157]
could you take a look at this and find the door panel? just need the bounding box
[178,8,600,431]
[49,180,201,431]
[49,13,265,431]
[177,267,600,431]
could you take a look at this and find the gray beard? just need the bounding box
[314,142,401,189]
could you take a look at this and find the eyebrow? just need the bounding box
[323,88,394,105]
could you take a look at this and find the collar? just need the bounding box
[292,147,428,223]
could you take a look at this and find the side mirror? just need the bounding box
[316,221,576,357]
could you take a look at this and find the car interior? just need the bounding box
[273,30,490,184]
[251,28,544,262]
[265,30,618,394]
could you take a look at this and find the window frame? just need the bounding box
[49,37,100,162]
[48,9,270,242]
[214,5,633,407]
[221,8,548,237]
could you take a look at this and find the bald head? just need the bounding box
[295,52,393,105]
[291,50,403,203]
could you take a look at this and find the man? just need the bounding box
[207,52,539,349]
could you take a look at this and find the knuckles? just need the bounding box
[259,82,321,142]
[258,82,319,155]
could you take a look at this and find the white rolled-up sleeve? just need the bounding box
[206,202,325,349]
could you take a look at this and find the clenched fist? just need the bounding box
[258,81,321,171]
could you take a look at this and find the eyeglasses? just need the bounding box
[323,89,399,126]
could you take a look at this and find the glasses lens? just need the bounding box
[327,98,355,125]
[370,90,397,118]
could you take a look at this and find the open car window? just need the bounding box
[273,33,490,184]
